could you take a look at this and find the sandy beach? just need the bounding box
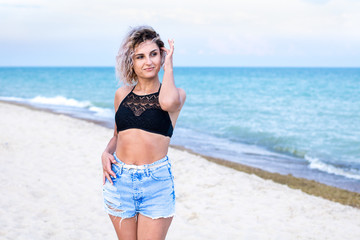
[1,101,360,240]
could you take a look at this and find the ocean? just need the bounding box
[1,67,359,192]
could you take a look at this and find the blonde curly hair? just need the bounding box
[116,26,165,85]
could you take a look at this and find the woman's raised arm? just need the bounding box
[159,39,186,113]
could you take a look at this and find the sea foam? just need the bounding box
[29,96,91,108]
[305,155,360,180]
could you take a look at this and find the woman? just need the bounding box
[101,26,186,240]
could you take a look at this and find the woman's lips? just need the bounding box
[144,67,154,71]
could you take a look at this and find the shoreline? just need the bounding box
[171,145,360,208]
[1,100,359,208]
[0,99,112,128]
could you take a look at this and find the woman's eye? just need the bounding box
[136,56,144,59]
[151,52,157,57]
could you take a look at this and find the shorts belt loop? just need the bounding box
[119,165,123,175]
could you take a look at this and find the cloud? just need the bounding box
[207,34,274,56]
[0,0,359,66]
[301,0,331,4]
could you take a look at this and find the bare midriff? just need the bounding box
[115,129,170,165]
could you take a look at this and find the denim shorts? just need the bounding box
[102,153,175,220]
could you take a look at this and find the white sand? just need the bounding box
[0,101,359,240]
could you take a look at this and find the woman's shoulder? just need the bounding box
[114,85,134,108]
[115,85,133,97]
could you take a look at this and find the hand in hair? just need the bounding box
[161,39,174,72]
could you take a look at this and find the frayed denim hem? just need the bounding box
[138,212,176,220]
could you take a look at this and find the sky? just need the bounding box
[0,0,359,67]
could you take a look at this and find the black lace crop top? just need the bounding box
[115,84,173,137]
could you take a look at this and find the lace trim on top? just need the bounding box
[122,92,161,116]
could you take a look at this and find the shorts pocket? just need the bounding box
[150,165,172,181]
[110,164,122,180]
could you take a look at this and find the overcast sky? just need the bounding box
[1,0,359,67]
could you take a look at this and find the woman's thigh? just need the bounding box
[109,215,137,240]
[137,214,173,240]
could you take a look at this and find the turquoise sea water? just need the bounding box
[1,67,360,192]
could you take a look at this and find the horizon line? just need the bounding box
[1,66,360,68]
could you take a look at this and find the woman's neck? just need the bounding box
[134,79,161,95]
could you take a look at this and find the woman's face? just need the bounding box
[133,40,162,81]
